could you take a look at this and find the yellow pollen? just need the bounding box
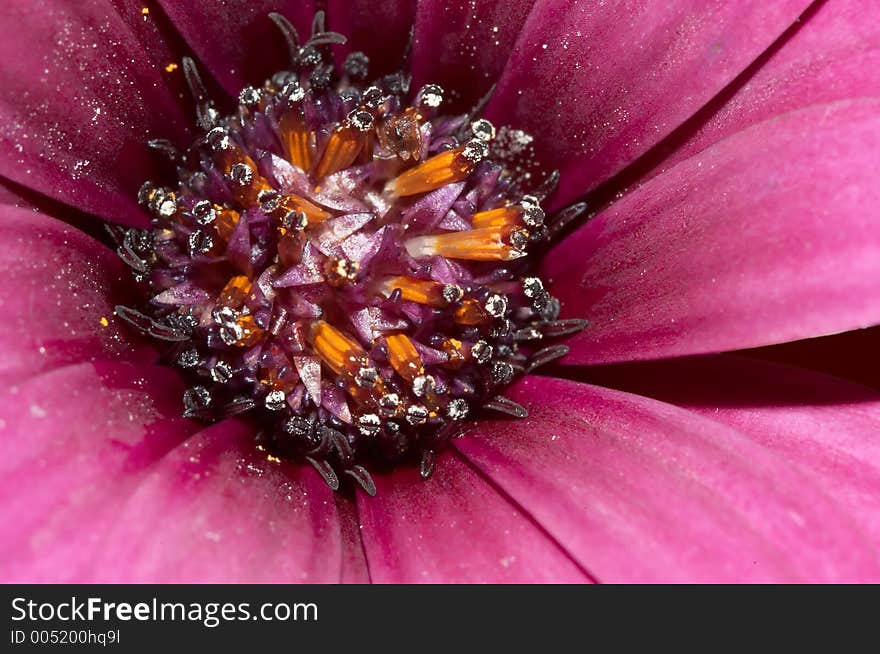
[164,63,179,73]
[99,316,109,327]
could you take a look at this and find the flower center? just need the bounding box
[114,12,584,494]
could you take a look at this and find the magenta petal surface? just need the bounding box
[455,376,880,582]
[574,355,880,544]
[326,0,417,79]
[95,419,346,583]
[0,0,191,226]
[0,207,155,385]
[357,452,590,583]
[157,0,315,97]
[643,0,880,180]
[0,362,196,582]
[545,99,880,364]
[484,0,811,208]
[409,0,536,112]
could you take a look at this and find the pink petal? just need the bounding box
[357,452,591,583]
[544,99,880,364]
[336,494,371,583]
[455,376,880,582]
[484,0,812,208]
[409,0,536,112]
[326,0,417,78]
[157,0,315,96]
[0,207,155,385]
[641,0,880,182]
[570,355,880,544]
[0,362,196,582]
[0,0,191,226]
[95,419,346,583]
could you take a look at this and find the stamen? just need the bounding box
[385,334,423,381]
[121,12,587,493]
[386,140,488,197]
[404,225,527,261]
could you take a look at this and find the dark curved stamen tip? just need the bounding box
[483,395,529,419]
[306,456,340,491]
[534,169,561,202]
[269,12,301,61]
[311,10,326,36]
[401,24,415,66]
[344,465,377,496]
[115,305,191,342]
[541,318,588,339]
[324,426,354,464]
[547,201,590,240]
[456,83,497,141]
[221,396,257,418]
[104,224,127,247]
[419,449,436,479]
[146,139,179,161]
[116,244,149,273]
[181,56,209,104]
[526,344,570,373]
[308,32,347,47]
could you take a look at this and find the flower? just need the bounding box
[1,0,879,583]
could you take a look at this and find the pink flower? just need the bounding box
[1,0,879,583]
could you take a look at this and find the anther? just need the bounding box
[446,398,469,421]
[188,230,214,255]
[183,385,212,415]
[177,349,201,368]
[192,200,216,225]
[406,404,429,425]
[210,360,234,383]
[344,51,370,80]
[412,374,436,398]
[357,413,381,436]
[228,162,254,186]
[484,294,508,318]
[471,339,493,363]
[470,119,496,142]
[386,143,484,197]
[417,84,444,108]
[378,393,401,416]
[264,390,287,411]
[239,86,262,108]
[355,366,379,388]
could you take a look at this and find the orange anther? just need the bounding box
[279,111,314,172]
[311,320,366,376]
[471,205,522,229]
[381,276,445,306]
[404,225,528,261]
[386,146,475,197]
[313,126,365,180]
[235,314,264,347]
[385,333,424,381]
[454,299,489,325]
[218,275,252,307]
